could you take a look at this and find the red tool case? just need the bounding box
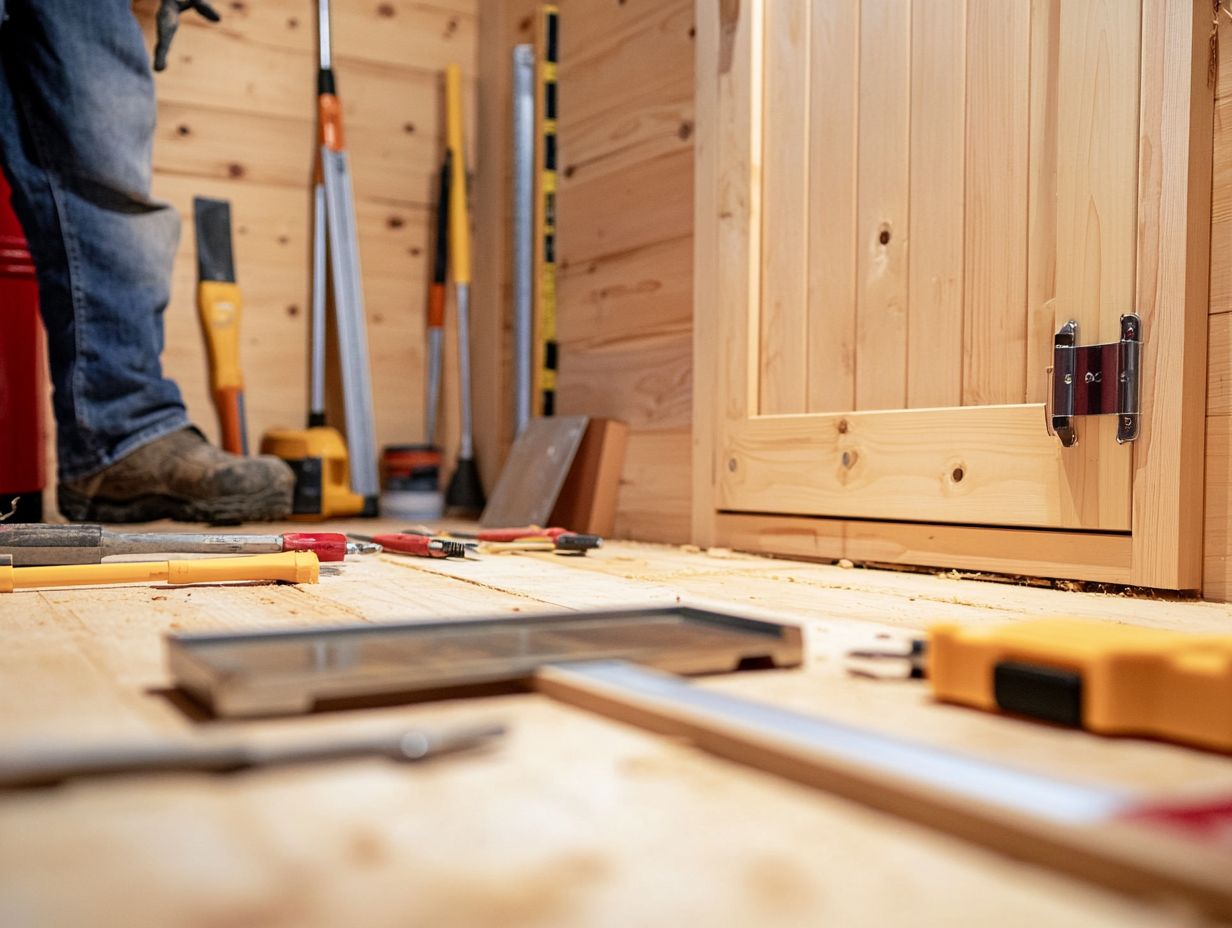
[0,171,47,522]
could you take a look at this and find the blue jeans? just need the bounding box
[0,0,189,482]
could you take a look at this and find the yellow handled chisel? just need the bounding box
[0,551,318,592]
[193,196,248,455]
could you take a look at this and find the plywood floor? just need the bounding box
[1,521,1230,927]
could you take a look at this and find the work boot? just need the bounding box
[58,427,295,523]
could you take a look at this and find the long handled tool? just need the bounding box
[0,720,505,789]
[316,0,379,513]
[193,197,247,455]
[0,551,319,592]
[512,44,535,434]
[0,524,377,566]
[258,0,375,519]
[443,63,485,514]
[425,151,451,448]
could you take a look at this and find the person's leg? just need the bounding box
[0,0,188,482]
[0,0,293,522]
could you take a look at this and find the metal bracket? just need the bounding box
[1047,314,1140,448]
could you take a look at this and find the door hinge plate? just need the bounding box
[1047,314,1141,448]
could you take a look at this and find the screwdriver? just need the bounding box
[847,618,1232,752]
[0,524,378,567]
[0,551,319,593]
[402,526,601,549]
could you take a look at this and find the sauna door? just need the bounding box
[697,0,1212,588]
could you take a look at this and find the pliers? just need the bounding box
[349,533,472,559]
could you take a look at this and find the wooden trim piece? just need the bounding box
[714,512,1134,585]
[694,0,762,545]
[1130,0,1214,588]
[691,1,718,547]
[721,404,1129,530]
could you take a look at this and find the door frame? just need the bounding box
[692,0,1214,589]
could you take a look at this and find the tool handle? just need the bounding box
[473,526,569,542]
[555,533,602,551]
[318,90,345,153]
[166,552,319,585]
[0,524,104,566]
[431,151,451,288]
[281,532,348,562]
[370,533,440,557]
[0,551,318,593]
[427,283,446,330]
[445,63,471,284]
[213,386,247,455]
[197,282,244,391]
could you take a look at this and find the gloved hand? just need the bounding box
[153,0,221,72]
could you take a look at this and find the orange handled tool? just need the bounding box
[351,533,469,559]
[0,524,375,566]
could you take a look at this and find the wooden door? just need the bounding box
[694,0,1213,589]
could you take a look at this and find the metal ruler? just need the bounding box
[534,4,559,416]
[536,660,1232,919]
[512,44,536,435]
[315,0,379,505]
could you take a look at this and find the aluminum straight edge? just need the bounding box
[309,182,328,419]
[512,44,536,435]
[456,283,475,459]
[321,146,380,499]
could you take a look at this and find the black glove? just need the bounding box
[153,0,221,72]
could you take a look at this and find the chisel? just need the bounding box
[0,524,379,566]
[0,551,319,592]
[193,196,247,455]
[0,720,506,789]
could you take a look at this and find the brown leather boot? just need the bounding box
[58,427,295,523]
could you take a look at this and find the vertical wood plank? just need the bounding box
[1053,0,1139,530]
[906,0,966,409]
[1024,0,1061,406]
[759,0,811,414]
[692,0,721,545]
[805,0,859,413]
[963,0,1030,406]
[710,0,763,497]
[854,0,911,411]
[1132,0,1213,588]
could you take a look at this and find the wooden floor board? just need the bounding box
[1,519,1230,926]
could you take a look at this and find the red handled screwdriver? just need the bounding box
[350,533,470,559]
[0,525,376,567]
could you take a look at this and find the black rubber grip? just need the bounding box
[993,661,1084,728]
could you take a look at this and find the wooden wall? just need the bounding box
[476,0,696,542]
[554,0,695,542]
[132,0,476,471]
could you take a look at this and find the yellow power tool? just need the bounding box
[850,618,1232,752]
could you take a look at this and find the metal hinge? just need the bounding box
[1046,314,1141,448]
